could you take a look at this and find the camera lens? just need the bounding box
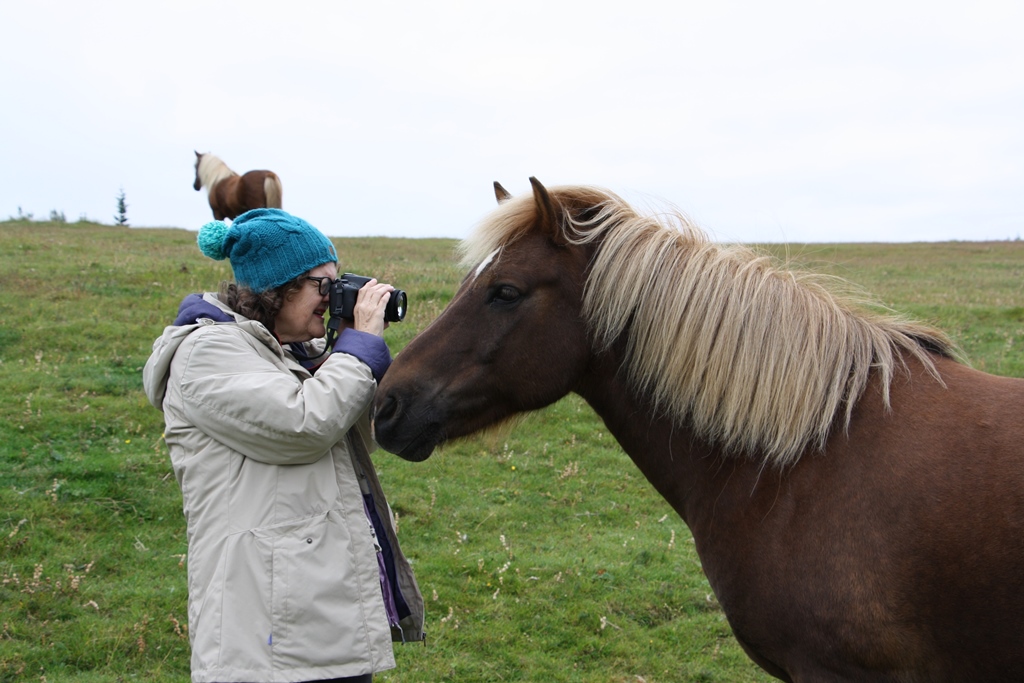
[388,289,408,322]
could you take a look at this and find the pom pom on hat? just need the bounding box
[196,209,337,293]
[197,221,231,260]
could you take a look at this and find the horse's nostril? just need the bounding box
[374,392,399,425]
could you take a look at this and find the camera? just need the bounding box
[329,273,407,323]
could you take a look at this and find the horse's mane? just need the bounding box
[196,153,236,190]
[459,185,958,467]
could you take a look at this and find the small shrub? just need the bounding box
[114,188,129,226]
[8,206,33,221]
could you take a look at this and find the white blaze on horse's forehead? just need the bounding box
[473,248,501,281]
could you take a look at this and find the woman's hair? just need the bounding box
[220,275,305,331]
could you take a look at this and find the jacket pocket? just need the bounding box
[257,511,381,669]
[192,529,274,672]
[193,511,386,674]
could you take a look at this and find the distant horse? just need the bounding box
[374,178,1024,682]
[192,151,283,221]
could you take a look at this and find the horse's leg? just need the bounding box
[209,185,227,221]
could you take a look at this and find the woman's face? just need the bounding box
[275,262,338,343]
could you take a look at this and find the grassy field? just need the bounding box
[1,220,1022,682]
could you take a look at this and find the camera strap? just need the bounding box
[325,316,341,348]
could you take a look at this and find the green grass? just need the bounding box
[1,220,1022,682]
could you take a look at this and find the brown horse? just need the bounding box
[374,178,1024,682]
[192,151,283,221]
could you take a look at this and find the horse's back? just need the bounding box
[901,359,1024,677]
[709,356,1024,681]
[238,170,279,209]
[209,170,281,219]
[829,357,1024,678]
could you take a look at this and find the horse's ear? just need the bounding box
[494,182,512,204]
[529,177,564,242]
[195,150,201,158]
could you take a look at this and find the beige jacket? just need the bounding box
[143,295,423,683]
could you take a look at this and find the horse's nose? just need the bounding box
[372,391,400,435]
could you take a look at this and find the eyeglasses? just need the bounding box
[305,276,337,296]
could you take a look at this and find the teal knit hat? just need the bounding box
[197,208,338,293]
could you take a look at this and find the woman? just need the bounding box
[143,208,423,683]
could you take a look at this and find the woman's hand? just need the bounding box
[352,279,394,337]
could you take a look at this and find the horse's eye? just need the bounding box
[492,285,521,304]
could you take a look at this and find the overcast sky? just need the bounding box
[2,1,1021,243]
